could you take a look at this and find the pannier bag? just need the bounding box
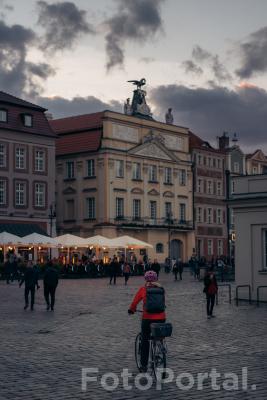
[145,287,165,313]
[150,322,173,338]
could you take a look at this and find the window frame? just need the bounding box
[0,178,7,206]
[66,161,75,179]
[132,162,141,180]
[132,199,141,220]
[148,165,157,182]
[34,182,46,208]
[87,197,96,220]
[0,109,8,123]
[87,159,95,178]
[149,200,157,220]
[164,167,172,184]
[115,160,124,178]
[179,169,186,186]
[22,113,33,127]
[116,197,124,219]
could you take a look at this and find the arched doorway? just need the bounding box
[170,239,183,260]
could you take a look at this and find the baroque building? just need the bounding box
[51,106,195,262]
[0,91,56,236]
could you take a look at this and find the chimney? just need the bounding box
[218,131,229,150]
[45,112,53,120]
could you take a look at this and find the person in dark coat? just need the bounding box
[109,257,119,285]
[172,259,179,281]
[151,259,161,278]
[19,261,39,310]
[203,266,218,319]
[43,261,59,311]
[177,259,184,280]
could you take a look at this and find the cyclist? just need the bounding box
[128,270,166,372]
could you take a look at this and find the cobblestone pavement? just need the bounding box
[0,271,267,400]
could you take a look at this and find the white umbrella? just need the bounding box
[20,233,57,247]
[109,235,153,249]
[86,235,115,248]
[0,231,22,245]
[54,234,88,247]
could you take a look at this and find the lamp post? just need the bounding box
[48,203,56,259]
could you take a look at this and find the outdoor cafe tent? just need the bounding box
[0,231,23,245]
[86,235,116,248]
[108,235,153,249]
[20,233,58,247]
[54,234,89,248]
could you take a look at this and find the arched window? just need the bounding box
[156,243,164,253]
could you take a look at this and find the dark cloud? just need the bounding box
[150,84,267,149]
[0,19,55,97]
[38,95,122,119]
[37,1,94,51]
[190,45,232,83]
[236,26,267,78]
[182,60,203,75]
[105,0,165,71]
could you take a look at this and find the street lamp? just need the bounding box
[48,203,56,259]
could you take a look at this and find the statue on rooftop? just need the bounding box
[127,78,153,119]
[165,108,174,124]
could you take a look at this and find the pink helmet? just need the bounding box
[144,270,158,282]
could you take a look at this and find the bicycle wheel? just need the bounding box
[151,339,167,380]
[135,333,142,371]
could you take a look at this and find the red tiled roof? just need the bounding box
[0,93,56,138]
[49,112,104,134]
[189,131,226,154]
[56,130,102,156]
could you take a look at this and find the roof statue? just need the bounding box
[165,108,174,124]
[124,78,153,120]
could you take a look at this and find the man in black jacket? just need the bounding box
[19,261,39,310]
[43,261,59,311]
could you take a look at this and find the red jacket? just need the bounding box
[129,283,166,320]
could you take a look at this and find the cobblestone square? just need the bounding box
[0,272,266,400]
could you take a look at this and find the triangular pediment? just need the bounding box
[62,186,76,195]
[129,140,178,161]
[252,150,266,161]
[148,189,160,196]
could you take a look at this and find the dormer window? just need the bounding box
[0,109,7,123]
[22,113,33,127]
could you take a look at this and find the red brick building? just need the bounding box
[190,132,227,261]
[0,91,57,236]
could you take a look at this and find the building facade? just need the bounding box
[229,174,267,301]
[0,91,56,236]
[51,110,195,262]
[190,132,228,261]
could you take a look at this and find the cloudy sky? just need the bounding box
[1,0,267,150]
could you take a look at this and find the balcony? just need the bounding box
[98,216,193,230]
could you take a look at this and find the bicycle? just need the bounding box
[134,315,172,381]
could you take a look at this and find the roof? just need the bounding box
[56,129,102,156]
[0,91,46,111]
[0,223,48,237]
[49,111,104,134]
[189,131,225,154]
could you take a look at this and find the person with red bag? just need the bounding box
[203,266,218,319]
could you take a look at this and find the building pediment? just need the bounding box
[62,186,76,194]
[129,140,179,162]
[163,191,175,198]
[251,150,266,162]
[131,187,144,194]
[148,189,160,196]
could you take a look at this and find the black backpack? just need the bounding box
[145,287,165,313]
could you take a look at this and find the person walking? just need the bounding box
[43,261,59,311]
[177,259,184,280]
[172,259,178,281]
[109,256,119,285]
[151,259,161,278]
[123,262,131,285]
[203,266,218,319]
[19,261,39,310]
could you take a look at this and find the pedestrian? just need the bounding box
[123,262,131,285]
[109,256,119,285]
[151,258,161,278]
[172,259,179,281]
[203,266,218,319]
[177,259,184,280]
[19,261,40,311]
[195,262,200,280]
[43,261,59,311]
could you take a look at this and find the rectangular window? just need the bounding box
[197,179,202,193]
[0,109,7,122]
[115,160,124,178]
[35,150,45,172]
[231,180,235,193]
[132,162,141,180]
[15,182,26,206]
[116,197,124,218]
[207,208,213,224]
[217,159,221,169]
[197,207,202,223]
[164,167,172,184]
[264,230,267,269]
[0,180,6,205]
[133,199,141,219]
[179,169,186,186]
[34,183,45,207]
[87,159,95,177]
[23,114,32,127]
[179,203,186,222]
[252,166,258,175]
[148,165,157,182]
[0,143,7,168]
[66,199,74,219]
[208,239,213,256]
[87,197,95,219]
[217,240,223,256]
[150,201,157,219]
[207,180,213,195]
[217,181,222,196]
[234,162,240,173]
[217,209,222,224]
[66,161,74,179]
[15,147,25,169]
[165,202,172,219]
[198,155,202,165]
[208,157,212,167]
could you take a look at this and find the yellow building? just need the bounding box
[51,108,194,262]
